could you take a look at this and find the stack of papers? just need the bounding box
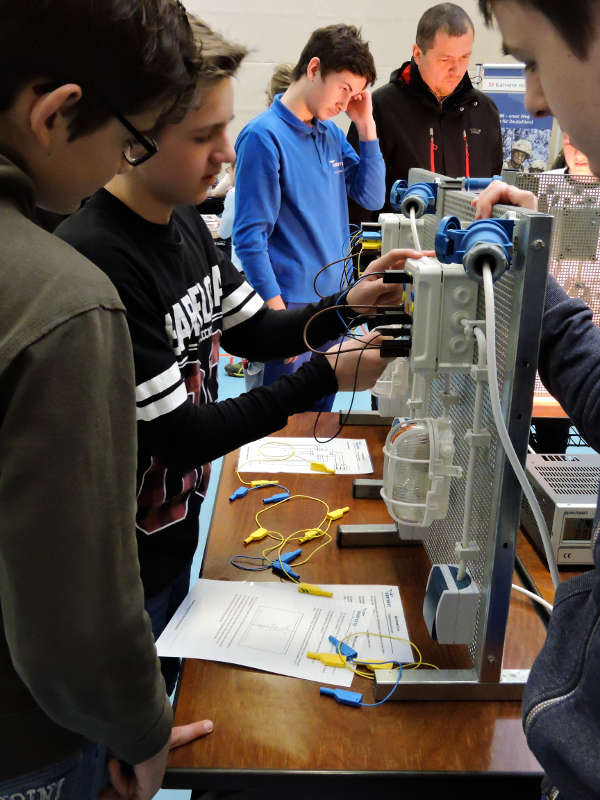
[156,580,412,686]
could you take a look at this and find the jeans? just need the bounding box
[0,741,106,800]
[261,302,339,413]
[145,564,192,696]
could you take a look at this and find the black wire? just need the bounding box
[312,249,362,298]
[302,302,401,357]
[313,334,368,444]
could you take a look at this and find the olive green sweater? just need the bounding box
[0,156,172,779]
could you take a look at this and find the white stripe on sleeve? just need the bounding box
[136,382,188,422]
[223,292,264,331]
[136,362,182,403]
[222,282,256,315]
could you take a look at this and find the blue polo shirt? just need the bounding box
[233,95,385,303]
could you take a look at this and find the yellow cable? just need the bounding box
[257,441,295,462]
[236,471,253,486]
[251,494,333,583]
[336,631,436,675]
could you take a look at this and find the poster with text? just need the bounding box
[482,63,554,171]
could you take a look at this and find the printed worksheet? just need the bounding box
[261,583,414,663]
[156,579,372,686]
[237,436,373,475]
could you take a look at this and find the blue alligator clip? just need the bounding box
[271,561,301,581]
[263,491,290,504]
[272,548,302,581]
[328,635,358,660]
[279,548,302,564]
[229,486,249,502]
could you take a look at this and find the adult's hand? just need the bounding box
[346,248,434,313]
[472,179,538,220]
[324,331,392,391]
[101,719,214,799]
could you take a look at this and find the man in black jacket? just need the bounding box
[348,3,502,223]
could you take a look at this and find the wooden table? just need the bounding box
[532,395,568,419]
[165,413,574,797]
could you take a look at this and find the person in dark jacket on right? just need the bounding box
[474,2,600,798]
[348,3,503,224]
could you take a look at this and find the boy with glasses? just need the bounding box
[0,2,212,798]
[56,15,422,697]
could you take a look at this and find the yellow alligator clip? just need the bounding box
[297,583,333,598]
[306,651,346,668]
[298,529,322,543]
[244,527,269,545]
[310,462,335,474]
[326,506,350,521]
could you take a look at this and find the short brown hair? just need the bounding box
[0,0,197,140]
[155,14,248,129]
[416,3,474,52]
[266,63,295,106]
[478,0,596,58]
[292,24,376,86]
[188,16,248,99]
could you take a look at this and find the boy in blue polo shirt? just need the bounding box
[233,24,385,407]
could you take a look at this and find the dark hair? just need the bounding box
[155,14,248,129]
[292,24,376,85]
[416,3,474,52]
[0,0,197,140]
[478,0,596,58]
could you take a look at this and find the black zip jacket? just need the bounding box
[348,59,503,224]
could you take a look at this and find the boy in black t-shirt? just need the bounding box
[56,15,424,694]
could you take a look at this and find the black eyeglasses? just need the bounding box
[33,83,159,166]
[110,106,158,166]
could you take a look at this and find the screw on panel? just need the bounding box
[532,239,545,250]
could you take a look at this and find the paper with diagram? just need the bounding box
[260,583,414,663]
[236,436,373,475]
[156,579,373,685]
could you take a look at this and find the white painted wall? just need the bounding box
[182,0,511,142]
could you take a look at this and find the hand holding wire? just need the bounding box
[345,248,433,312]
[323,331,392,391]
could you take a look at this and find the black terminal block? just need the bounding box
[380,311,412,325]
[373,324,411,337]
[379,337,411,358]
[382,270,413,284]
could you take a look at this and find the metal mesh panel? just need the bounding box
[415,185,527,670]
[516,173,600,398]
